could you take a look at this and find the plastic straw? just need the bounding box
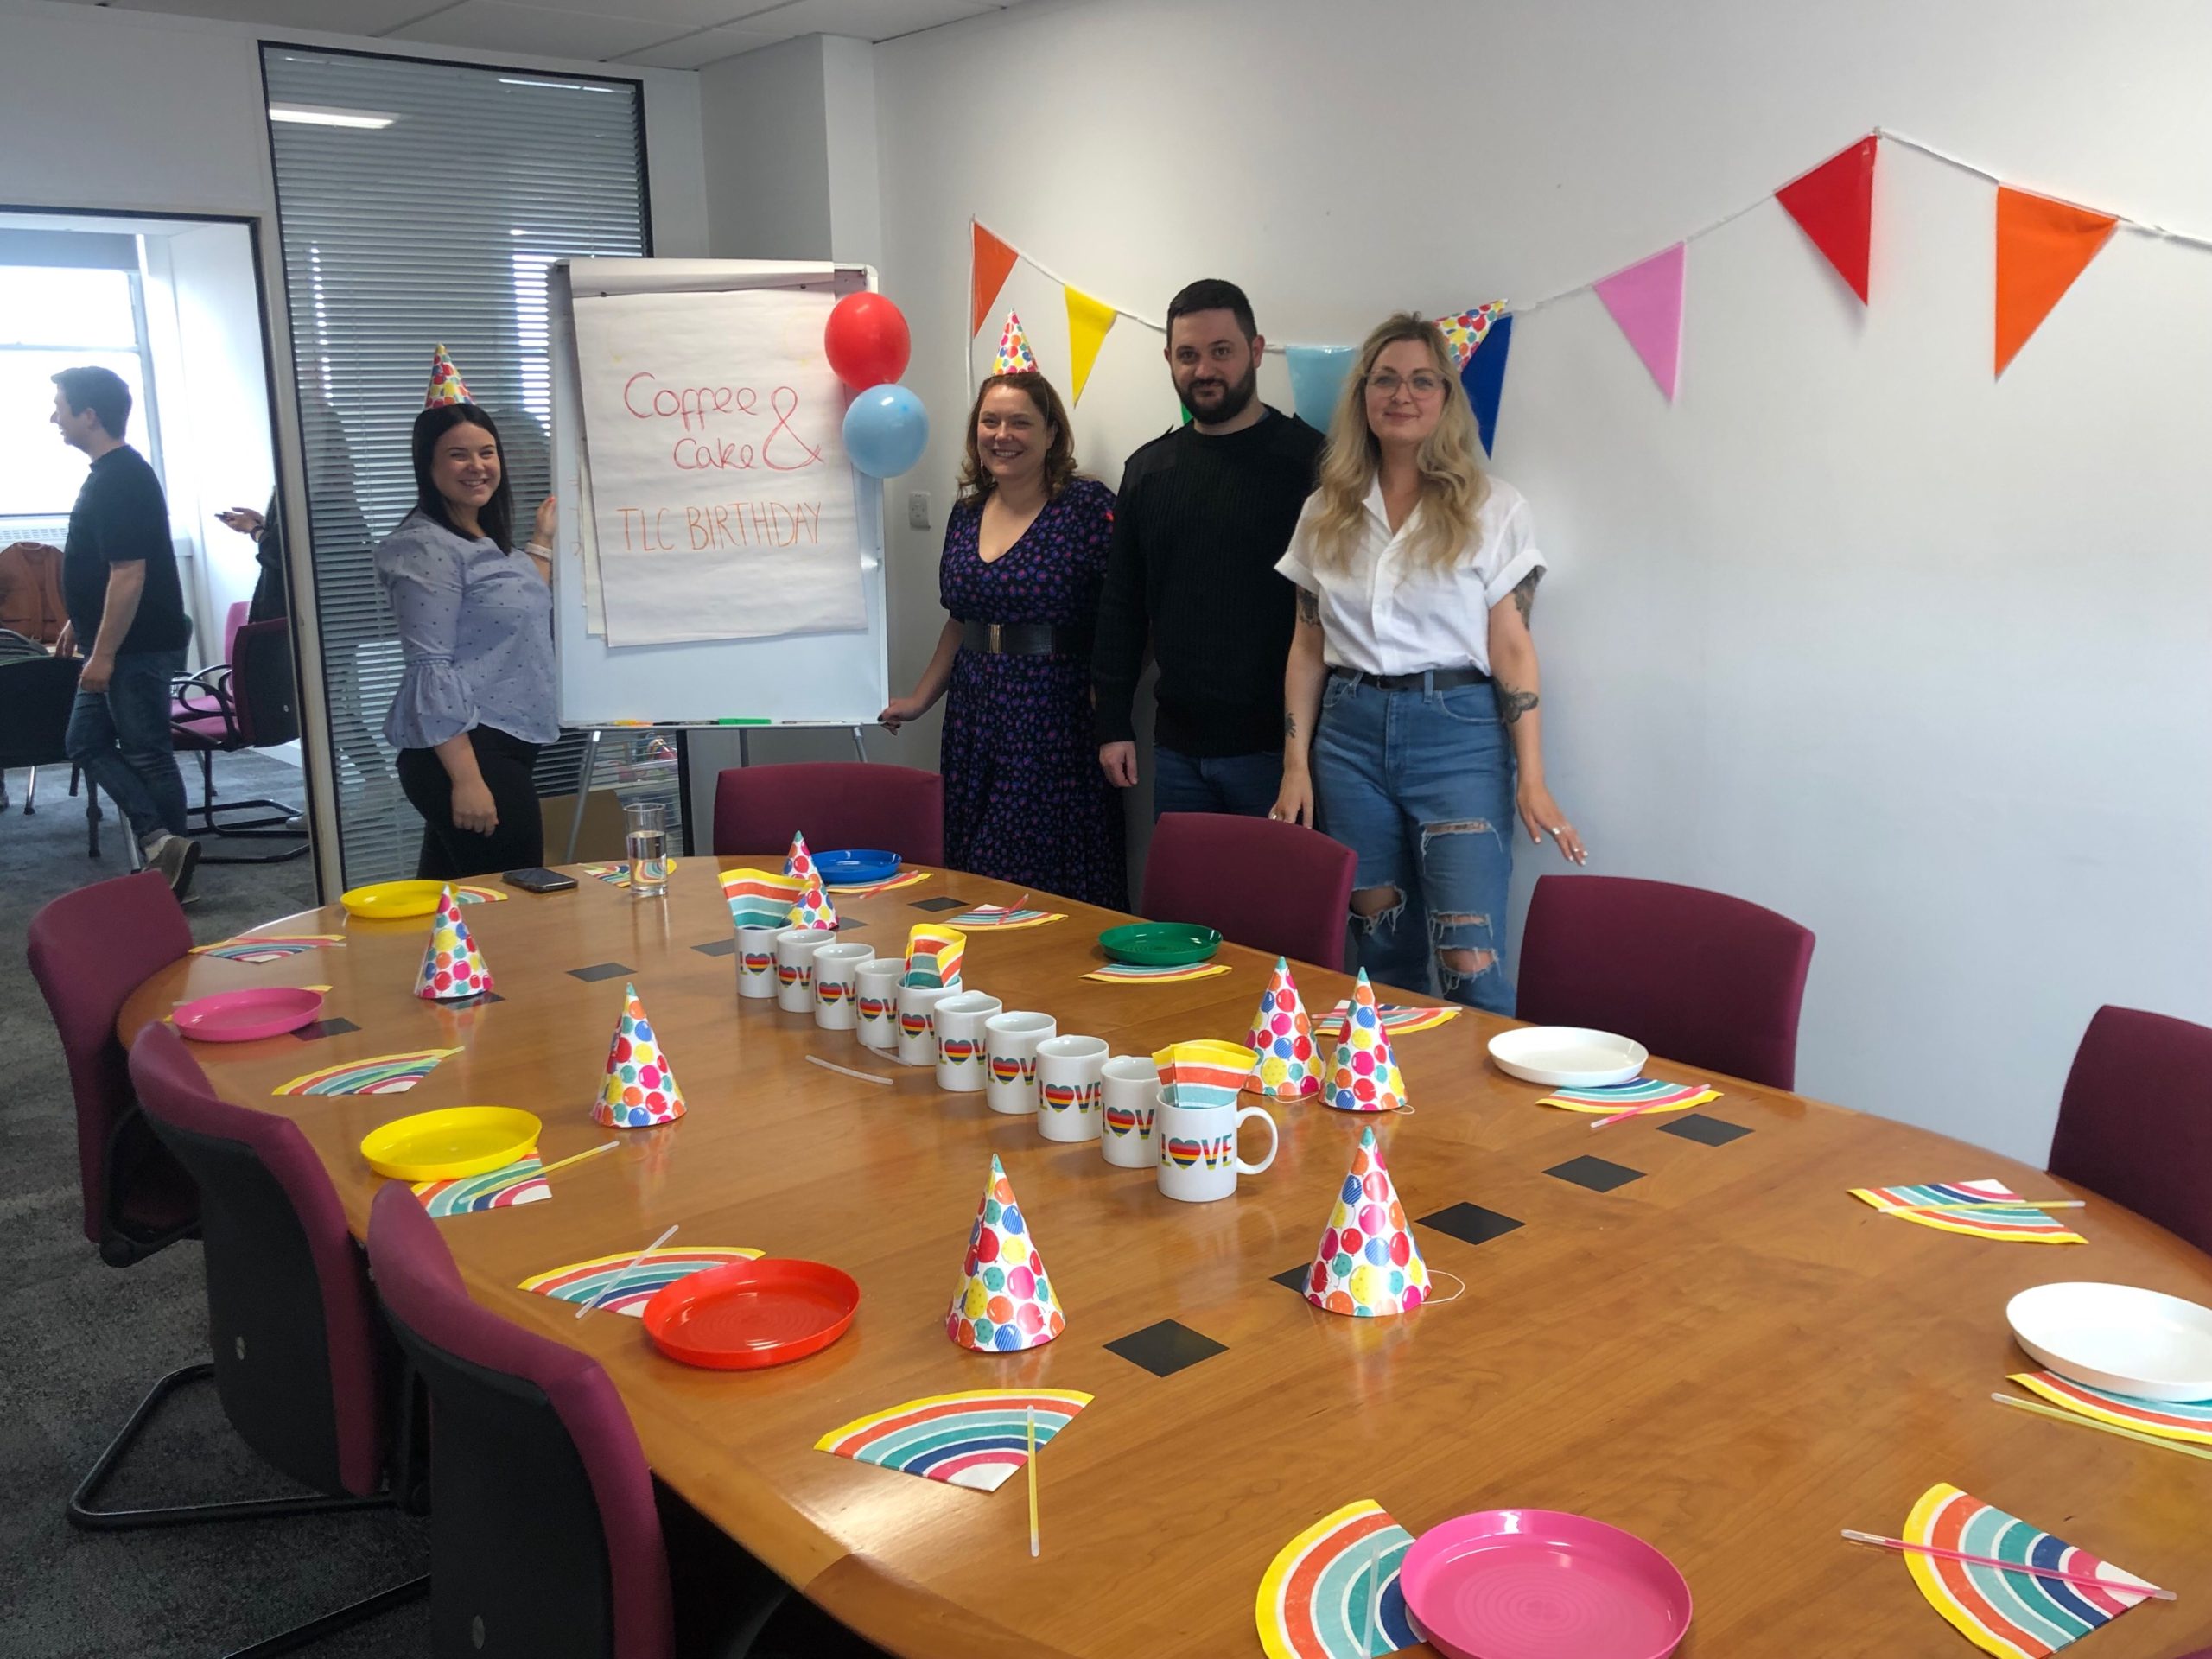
[1589,1091,1705,1130]
[1993,1390,2212,1463]
[575,1224,678,1320]
[1027,1406,1039,1559]
[805,1054,894,1087]
[1840,1529,2172,1599]
[536,1141,619,1179]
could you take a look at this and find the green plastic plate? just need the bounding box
[1096,922,1223,967]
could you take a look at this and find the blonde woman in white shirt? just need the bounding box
[1272,313,1584,1012]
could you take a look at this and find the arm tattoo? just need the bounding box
[1295,587,1320,626]
[1284,711,1297,740]
[1510,567,1544,623]
[1497,679,1540,726]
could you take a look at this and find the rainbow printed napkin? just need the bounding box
[1255,1499,1416,1659]
[413,1155,548,1216]
[273,1046,459,1096]
[1154,1040,1258,1109]
[903,924,966,988]
[518,1246,762,1316]
[1898,1483,2157,1658]
[1540,1078,1719,1116]
[948,904,1065,930]
[581,861,680,888]
[816,1389,1092,1493]
[1310,1001,1461,1042]
[1084,961,1230,984]
[2009,1373,2212,1446]
[193,933,346,963]
[1851,1179,2086,1244]
[451,884,510,904]
[720,867,802,931]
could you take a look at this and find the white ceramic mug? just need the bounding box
[854,959,904,1052]
[1035,1035,1108,1143]
[933,991,1003,1092]
[1155,1094,1278,1203]
[1099,1056,1163,1168]
[736,926,780,1001]
[896,982,961,1068]
[983,1012,1056,1116]
[774,927,832,1014]
[811,942,875,1032]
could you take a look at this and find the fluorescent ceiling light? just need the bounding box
[268,103,396,130]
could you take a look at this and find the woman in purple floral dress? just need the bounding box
[879,372,1124,907]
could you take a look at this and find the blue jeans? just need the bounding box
[1152,746,1283,820]
[66,647,189,844]
[1310,673,1516,1014]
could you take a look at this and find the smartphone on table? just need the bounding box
[503,867,579,893]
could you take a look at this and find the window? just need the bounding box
[262,47,652,885]
[0,263,156,518]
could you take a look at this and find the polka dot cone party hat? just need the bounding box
[424,343,472,408]
[592,983,687,1128]
[1244,957,1320,1098]
[1433,302,1506,372]
[790,876,837,931]
[1328,969,1405,1113]
[993,312,1039,375]
[782,831,815,882]
[1305,1124,1431,1317]
[413,885,493,1001]
[947,1154,1066,1353]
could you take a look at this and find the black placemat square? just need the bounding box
[1545,1155,1644,1193]
[1659,1113,1752,1147]
[691,937,737,957]
[908,896,969,912]
[292,1016,359,1042]
[446,991,504,1007]
[567,962,635,982]
[1273,1265,1313,1294]
[1415,1202,1525,1246]
[1103,1319,1226,1377]
[830,919,865,931]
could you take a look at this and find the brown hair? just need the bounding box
[957,372,1077,506]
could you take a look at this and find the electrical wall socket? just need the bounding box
[907,491,931,530]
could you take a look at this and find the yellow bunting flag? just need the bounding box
[1065,287,1117,403]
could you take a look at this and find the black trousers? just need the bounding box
[396,725,545,880]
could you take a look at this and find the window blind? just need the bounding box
[262,45,655,884]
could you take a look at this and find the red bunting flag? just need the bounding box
[1777,135,1877,303]
[970,222,1020,339]
[1994,187,2118,377]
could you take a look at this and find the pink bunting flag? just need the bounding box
[1592,242,1686,402]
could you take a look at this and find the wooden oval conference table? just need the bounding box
[121,863,2212,1659]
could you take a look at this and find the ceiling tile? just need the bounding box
[97,0,450,30]
[747,0,996,43]
[394,1,678,60]
[487,0,767,25]
[613,22,786,67]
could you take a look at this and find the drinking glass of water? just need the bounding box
[625,801,669,897]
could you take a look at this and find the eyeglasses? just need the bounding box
[1364,371,1447,398]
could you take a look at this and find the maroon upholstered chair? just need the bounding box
[1140,812,1357,972]
[1516,874,1816,1090]
[119,1025,425,1649]
[2047,1006,2212,1255]
[169,616,308,863]
[25,870,199,1265]
[712,762,944,868]
[367,1185,872,1659]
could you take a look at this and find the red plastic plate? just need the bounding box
[641,1258,860,1370]
[174,987,326,1043]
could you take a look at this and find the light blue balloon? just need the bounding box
[842,383,929,478]
[1285,345,1357,431]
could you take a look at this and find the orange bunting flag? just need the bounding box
[971,222,1020,339]
[1994,186,2117,377]
[1776,135,1877,303]
[1065,286,1116,403]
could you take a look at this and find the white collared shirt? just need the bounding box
[1275,475,1543,677]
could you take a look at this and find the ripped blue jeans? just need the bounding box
[1310,672,1516,1014]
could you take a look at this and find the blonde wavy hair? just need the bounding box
[1306,312,1488,575]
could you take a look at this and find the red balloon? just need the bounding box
[824,292,912,390]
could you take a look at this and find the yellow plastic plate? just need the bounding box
[360,1107,542,1181]
[340,880,447,920]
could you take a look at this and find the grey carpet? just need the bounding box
[0,753,432,1657]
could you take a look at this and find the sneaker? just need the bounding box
[146,832,202,900]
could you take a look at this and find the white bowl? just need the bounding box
[1487,1026,1649,1089]
[2006,1281,2212,1402]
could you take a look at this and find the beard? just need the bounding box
[1178,359,1259,424]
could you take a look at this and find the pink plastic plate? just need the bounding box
[173,987,326,1043]
[1399,1510,1692,1659]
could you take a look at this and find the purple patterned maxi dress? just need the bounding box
[938,476,1126,908]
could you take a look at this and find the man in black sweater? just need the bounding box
[1092,279,1325,817]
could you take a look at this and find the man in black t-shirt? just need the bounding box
[1092,279,1324,820]
[51,365,199,896]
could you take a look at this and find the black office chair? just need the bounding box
[0,644,111,855]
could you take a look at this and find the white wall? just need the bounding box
[867,0,2212,1162]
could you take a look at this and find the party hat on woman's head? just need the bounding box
[947,1154,1066,1352]
[1433,303,1506,372]
[413,886,494,1001]
[1305,1124,1431,1317]
[993,312,1039,375]
[425,344,472,407]
[1327,969,1405,1113]
[1244,957,1320,1098]
[783,831,815,881]
[592,983,687,1128]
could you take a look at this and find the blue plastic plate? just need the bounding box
[816,849,901,885]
